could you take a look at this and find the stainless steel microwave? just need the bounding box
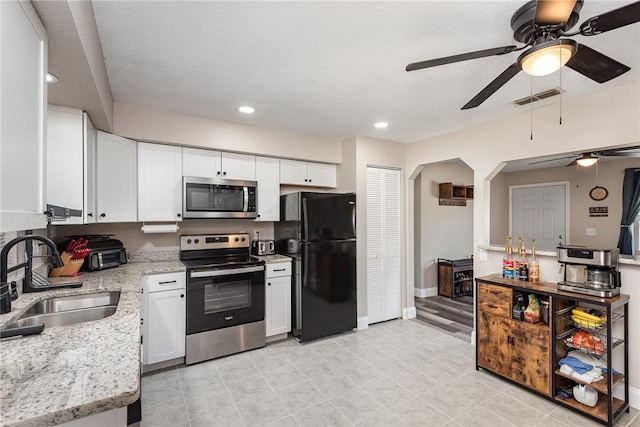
[183,176,257,219]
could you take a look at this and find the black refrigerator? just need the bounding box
[274,192,357,342]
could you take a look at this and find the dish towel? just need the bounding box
[558,356,593,374]
[559,364,603,384]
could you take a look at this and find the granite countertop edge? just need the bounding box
[0,261,185,427]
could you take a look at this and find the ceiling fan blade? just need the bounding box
[565,44,630,83]
[534,0,578,25]
[598,145,640,156]
[461,63,521,110]
[406,46,517,72]
[579,1,640,36]
[528,155,577,165]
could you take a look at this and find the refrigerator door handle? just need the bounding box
[302,197,308,241]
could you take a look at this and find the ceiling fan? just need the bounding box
[528,145,640,166]
[406,0,640,109]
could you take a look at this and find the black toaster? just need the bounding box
[58,235,129,271]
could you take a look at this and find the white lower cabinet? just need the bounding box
[265,261,291,337]
[142,272,186,366]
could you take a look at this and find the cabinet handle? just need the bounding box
[87,213,93,217]
[304,179,308,182]
[177,213,181,218]
[217,171,221,175]
[490,290,500,295]
[257,214,261,218]
[180,294,185,298]
[100,213,106,218]
[273,269,286,272]
[159,280,177,285]
[267,282,271,286]
[223,171,227,176]
[309,179,312,183]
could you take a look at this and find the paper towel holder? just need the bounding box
[141,222,180,234]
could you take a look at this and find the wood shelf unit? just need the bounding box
[475,276,630,427]
[438,182,473,206]
[438,258,473,299]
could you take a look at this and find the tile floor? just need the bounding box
[141,319,638,427]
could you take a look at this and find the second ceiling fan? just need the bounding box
[406,0,640,109]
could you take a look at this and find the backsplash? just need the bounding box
[51,219,275,260]
[0,230,51,293]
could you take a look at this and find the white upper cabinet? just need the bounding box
[138,143,183,222]
[45,107,97,225]
[255,157,280,221]
[221,152,256,181]
[280,160,336,188]
[83,113,97,223]
[96,131,137,223]
[182,147,255,181]
[0,1,47,232]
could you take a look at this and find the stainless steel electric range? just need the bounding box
[180,233,266,364]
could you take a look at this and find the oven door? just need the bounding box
[186,265,265,334]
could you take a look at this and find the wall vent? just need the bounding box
[513,88,562,106]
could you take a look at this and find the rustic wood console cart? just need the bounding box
[476,276,629,426]
[438,258,473,298]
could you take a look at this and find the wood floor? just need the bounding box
[414,295,473,342]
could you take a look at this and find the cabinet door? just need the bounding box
[138,143,182,222]
[46,106,84,225]
[307,163,336,188]
[222,152,256,181]
[96,131,137,222]
[477,311,512,378]
[83,113,97,223]
[255,156,280,221]
[146,288,186,365]
[266,275,291,337]
[182,147,221,178]
[0,1,47,232]
[510,321,551,396]
[279,159,308,185]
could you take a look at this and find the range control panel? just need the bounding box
[180,234,249,251]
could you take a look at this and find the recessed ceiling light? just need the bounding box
[47,73,58,83]
[374,122,388,129]
[238,106,255,114]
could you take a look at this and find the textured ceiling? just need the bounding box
[89,1,640,144]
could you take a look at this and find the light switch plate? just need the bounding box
[479,248,488,261]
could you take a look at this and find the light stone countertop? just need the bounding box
[0,261,185,427]
[251,253,292,263]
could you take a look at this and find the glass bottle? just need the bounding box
[529,238,540,282]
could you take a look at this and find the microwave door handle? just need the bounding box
[98,253,104,269]
[190,266,263,278]
[244,186,249,212]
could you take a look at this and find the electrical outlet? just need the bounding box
[586,228,596,236]
[479,248,488,262]
[254,230,260,240]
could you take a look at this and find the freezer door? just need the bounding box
[295,240,356,342]
[302,193,356,241]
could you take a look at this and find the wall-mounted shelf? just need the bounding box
[439,182,473,206]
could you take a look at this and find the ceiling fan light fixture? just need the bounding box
[518,39,578,77]
[576,153,598,167]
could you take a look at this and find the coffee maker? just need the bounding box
[557,246,621,297]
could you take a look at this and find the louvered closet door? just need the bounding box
[367,167,401,324]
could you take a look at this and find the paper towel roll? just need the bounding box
[141,223,179,234]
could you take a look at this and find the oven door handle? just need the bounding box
[190,266,264,278]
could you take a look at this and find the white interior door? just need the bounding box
[367,167,401,324]
[510,183,567,250]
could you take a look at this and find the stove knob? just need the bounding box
[187,239,192,244]
[241,237,246,242]
[235,237,239,242]
[194,239,200,244]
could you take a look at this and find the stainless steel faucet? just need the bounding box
[0,235,64,314]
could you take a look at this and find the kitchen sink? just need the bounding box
[5,291,120,330]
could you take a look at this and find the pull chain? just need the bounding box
[530,74,534,140]
[559,49,563,125]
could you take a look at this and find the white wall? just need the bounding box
[113,102,342,164]
[405,80,640,404]
[418,161,473,291]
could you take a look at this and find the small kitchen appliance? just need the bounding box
[57,235,128,272]
[182,176,257,219]
[251,239,275,256]
[557,246,621,297]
